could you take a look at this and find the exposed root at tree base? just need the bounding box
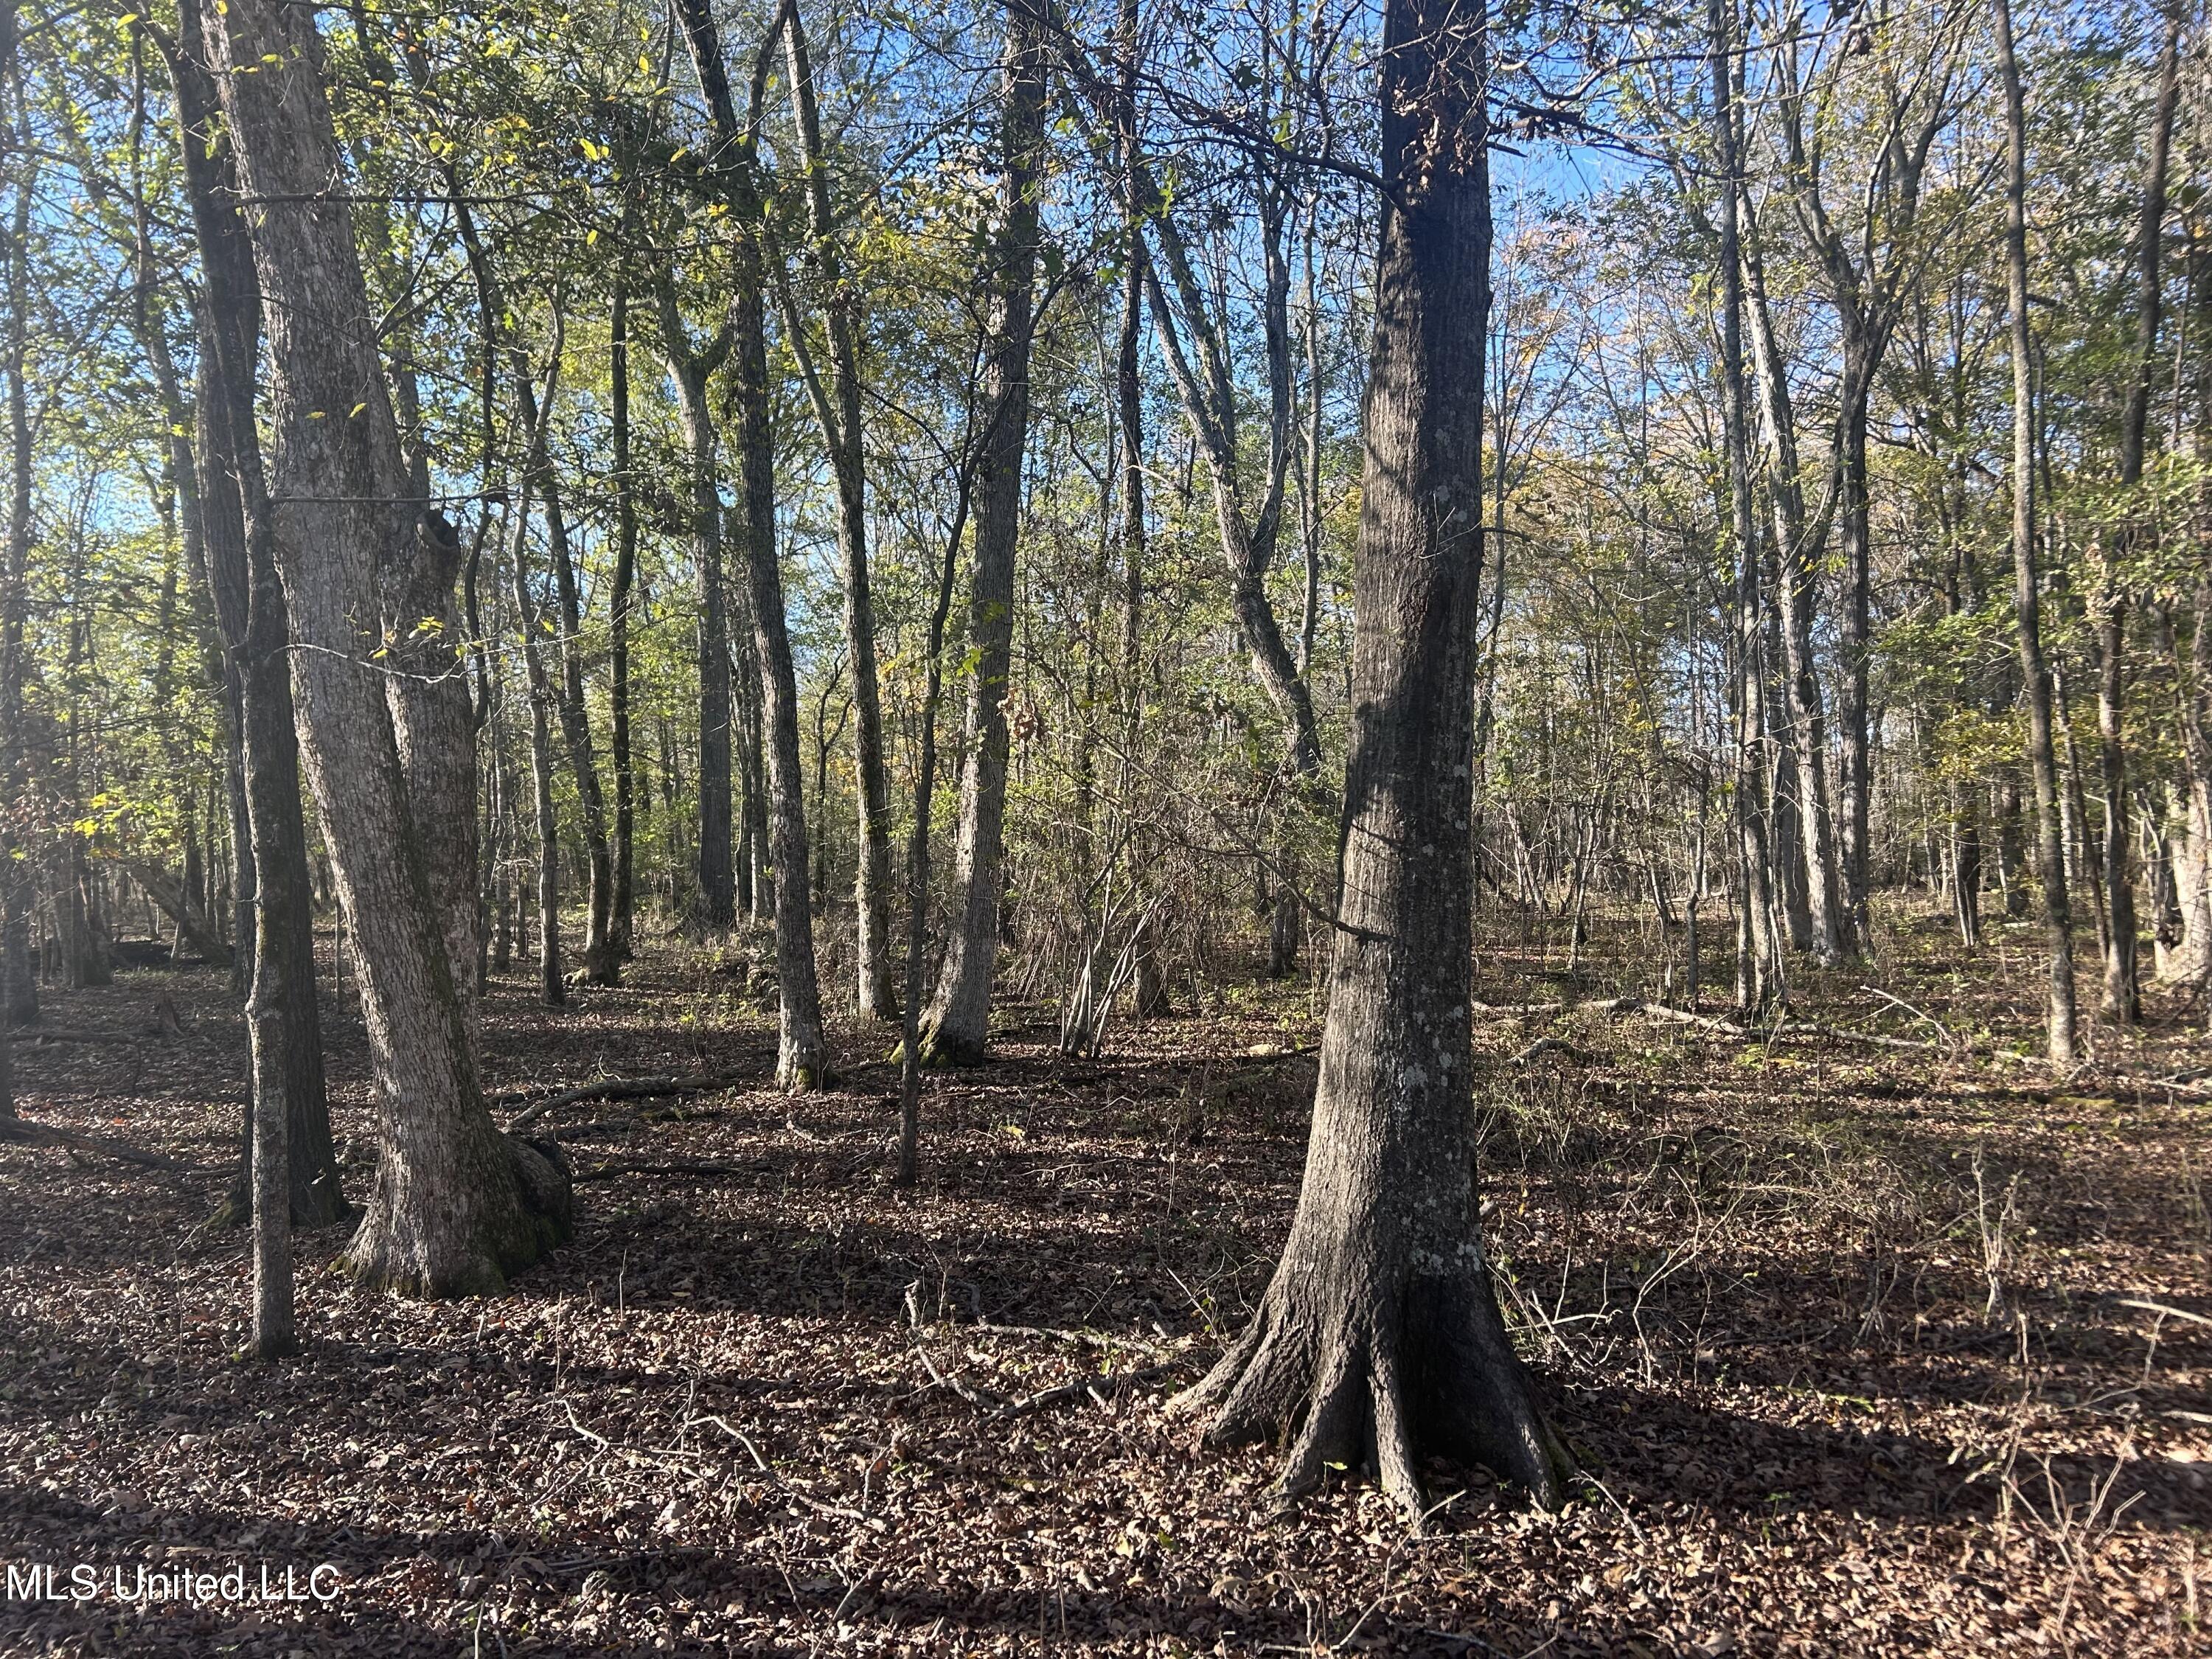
[339,1132,574,1297]
[1173,1270,1572,1525]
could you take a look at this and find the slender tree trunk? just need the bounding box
[0,0,35,1029]
[1834,358,1873,953]
[658,318,737,933]
[1174,0,1568,1518]
[732,202,827,1088]
[166,2,344,1227]
[920,0,1046,1065]
[609,275,639,958]
[1739,208,1847,964]
[1114,10,1168,1023]
[541,451,618,985]
[510,498,566,1006]
[198,0,570,1294]
[762,0,894,1017]
[2094,7,2180,1023]
[1716,3,1784,1014]
[1994,0,2076,1063]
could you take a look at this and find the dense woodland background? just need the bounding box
[0,0,2208,1651]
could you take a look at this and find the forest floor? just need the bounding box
[0,905,2208,1657]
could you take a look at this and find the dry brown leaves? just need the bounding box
[1,912,2206,1657]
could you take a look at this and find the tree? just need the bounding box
[1992,0,2075,1065]
[160,0,344,1228]
[1172,0,1568,1517]
[197,0,571,1295]
[763,0,897,1019]
[919,0,1048,1065]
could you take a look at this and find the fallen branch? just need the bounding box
[569,1157,761,1183]
[2118,1297,2212,1327]
[501,1074,732,1130]
[120,858,234,970]
[0,1114,191,1172]
[992,1361,1180,1419]
[1510,1034,1597,1065]
[10,1028,151,1046]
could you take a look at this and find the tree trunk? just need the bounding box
[2096,7,2180,1023]
[609,274,639,958]
[515,557,566,1006]
[0,0,35,1030]
[165,11,345,1226]
[1174,0,1568,1517]
[198,0,569,1294]
[540,440,618,986]
[1834,357,1873,953]
[658,310,737,934]
[920,0,1046,1065]
[1739,205,1847,963]
[754,0,894,1018]
[732,203,827,1088]
[1994,0,2076,1063]
[1717,1,1784,1015]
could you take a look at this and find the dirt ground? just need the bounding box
[1,908,2207,1656]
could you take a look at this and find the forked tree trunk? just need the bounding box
[657,302,737,934]
[198,0,570,1294]
[921,0,1046,1065]
[732,171,827,1085]
[1993,0,2076,1064]
[757,0,894,1018]
[670,0,827,1082]
[1174,0,1568,1517]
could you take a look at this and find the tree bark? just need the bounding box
[198,0,569,1293]
[2095,5,2180,1023]
[732,216,827,1088]
[655,291,737,934]
[1742,209,1847,964]
[1715,0,1786,1015]
[920,0,1046,1065]
[609,274,639,958]
[747,0,894,1017]
[1174,0,1568,1517]
[164,0,344,1228]
[1994,0,2076,1063]
[0,0,36,1029]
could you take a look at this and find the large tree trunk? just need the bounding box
[1994,0,2076,1064]
[198,0,569,1294]
[1175,0,1568,1518]
[920,0,1046,1065]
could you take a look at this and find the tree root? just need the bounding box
[340,1131,572,1297]
[1174,1269,1572,1526]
